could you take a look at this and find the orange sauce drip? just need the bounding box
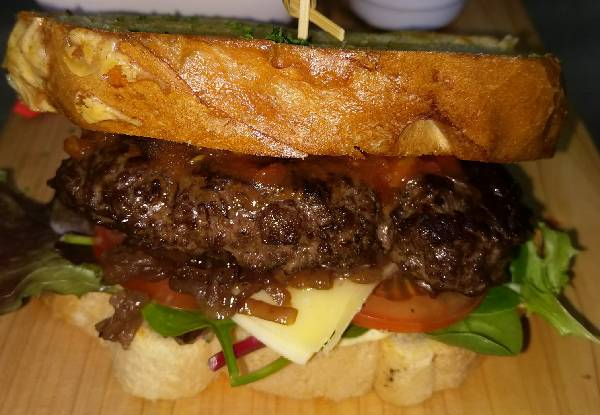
[198,151,464,203]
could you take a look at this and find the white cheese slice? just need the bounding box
[232,279,377,365]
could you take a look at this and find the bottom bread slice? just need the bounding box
[40,292,477,406]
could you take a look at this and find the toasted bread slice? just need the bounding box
[41,292,476,406]
[5,12,564,161]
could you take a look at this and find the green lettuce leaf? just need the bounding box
[427,286,523,355]
[510,222,578,294]
[0,172,117,313]
[0,248,116,314]
[142,303,290,386]
[342,324,369,339]
[521,285,599,343]
[511,223,598,343]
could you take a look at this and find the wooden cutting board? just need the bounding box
[1,0,599,414]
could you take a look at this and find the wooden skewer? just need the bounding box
[297,0,311,40]
[308,8,345,41]
[282,0,345,42]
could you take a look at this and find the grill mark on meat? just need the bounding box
[51,133,531,299]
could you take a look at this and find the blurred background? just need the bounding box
[1,0,598,147]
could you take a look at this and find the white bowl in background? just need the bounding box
[35,0,291,22]
[349,0,465,30]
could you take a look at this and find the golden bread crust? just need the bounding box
[5,12,564,161]
[41,292,476,406]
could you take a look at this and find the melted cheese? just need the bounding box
[232,280,377,365]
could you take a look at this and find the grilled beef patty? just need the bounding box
[389,164,530,295]
[51,133,531,309]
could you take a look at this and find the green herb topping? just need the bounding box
[266,27,310,45]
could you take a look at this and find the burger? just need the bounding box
[0,10,596,407]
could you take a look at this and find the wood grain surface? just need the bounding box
[1,0,599,414]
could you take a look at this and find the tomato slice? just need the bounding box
[93,225,125,259]
[123,278,198,310]
[93,226,198,310]
[353,277,483,332]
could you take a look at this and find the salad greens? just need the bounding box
[0,171,117,313]
[0,249,116,314]
[511,223,598,343]
[342,324,370,339]
[428,223,598,353]
[59,233,95,246]
[428,286,522,355]
[142,303,290,386]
